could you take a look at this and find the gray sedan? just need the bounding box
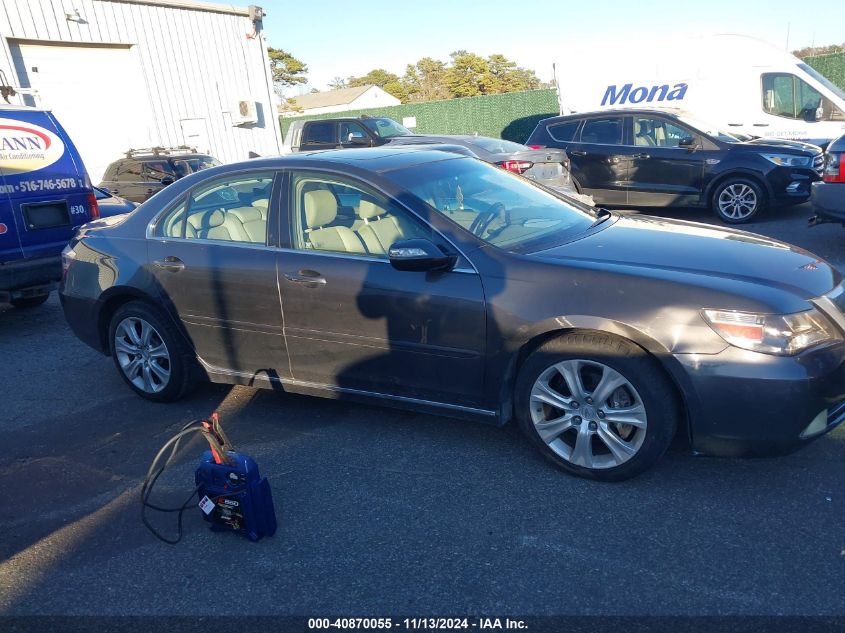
[60,148,845,480]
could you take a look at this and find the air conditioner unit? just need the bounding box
[231,99,258,126]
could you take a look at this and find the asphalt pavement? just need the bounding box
[1,202,843,618]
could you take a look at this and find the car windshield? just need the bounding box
[798,63,845,102]
[361,118,412,139]
[183,156,221,172]
[466,137,528,154]
[386,157,597,252]
[678,115,740,142]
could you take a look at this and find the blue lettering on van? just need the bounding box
[1,136,44,151]
[601,82,688,106]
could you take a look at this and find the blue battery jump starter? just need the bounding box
[142,412,277,544]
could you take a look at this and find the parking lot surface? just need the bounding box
[1,203,844,616]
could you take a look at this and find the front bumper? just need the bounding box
[675,343,845,457]
[0,255,61,300]
[767,165,819,206]
[810,181,845,223]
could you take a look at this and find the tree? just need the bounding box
[328,76,348,90]
[347,68,408,102]
[267,47,308,95]
[444,51,491,97]
[403,57,450,102]
[486,54,540,93]
[792,42,845,59]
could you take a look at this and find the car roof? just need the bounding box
[543,108,684,123]
[241,147,464,173]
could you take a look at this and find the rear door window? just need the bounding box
[115,160,143,182]
[302,122,336,147]
[142,160,176,183]
[580,118,623,145]
[548,121,580,143]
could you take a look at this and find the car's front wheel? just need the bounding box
[108,301,197,402]
[515,332,678,481]
[712,177,765,224]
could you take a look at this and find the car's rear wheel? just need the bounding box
[712,177,765,224]
[515,332,678,481]
[108,301,196,402]
[10,292,50,309]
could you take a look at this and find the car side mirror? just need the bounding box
[160,176,175,186]
[388,239,457,272]
[678,136,698,151]
[348,135,372,147]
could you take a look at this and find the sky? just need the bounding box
[259,0,842,96]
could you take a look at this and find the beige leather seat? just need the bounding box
[252,198,269,219]
[635,120,657,146]
[303,190,366,254]
[228,206,267,244]
[355,200,408,256]
[187,209,250,241]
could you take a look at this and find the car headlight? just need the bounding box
[702,308,842,355]
[760,153,812,168]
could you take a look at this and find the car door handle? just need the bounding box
[284,270,326,286]
[570,150,587,157]
[632,153,650,159]
[753,123,770,127]
[153,256,185,272]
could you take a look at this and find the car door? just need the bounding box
[626,115,708,207]
[566,115,634,206]
[299,121,339,151]
[146,170,288,379]
[276,169,487,407]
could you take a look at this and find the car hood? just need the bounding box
[738,137,822,155]
[534,214,840,299]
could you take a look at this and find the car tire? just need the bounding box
[514,331,678,482]
[108,300,197,402]
[711,177,765,224]
[10,292,50,309]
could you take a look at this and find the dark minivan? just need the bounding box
[0,105,98,308]
[526,109,824,223]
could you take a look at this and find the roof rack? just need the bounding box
[124,146,198,158]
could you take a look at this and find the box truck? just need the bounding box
[556,34,845,147]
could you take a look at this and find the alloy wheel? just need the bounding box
[114,317,171,394]
[529,359,648,469]
[717,183,758,220]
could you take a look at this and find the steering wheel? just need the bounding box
[469,202,507,237]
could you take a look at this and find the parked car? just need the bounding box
[0,104,99,309]
[99,147,221,204]
[810,133,845,226]
[283,116,582,199]
[60,148,845,481]
[94,186,136,217]
[525,109,824,223]
[388,135,582,199]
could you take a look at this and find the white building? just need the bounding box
[0,0,283,182]
[282,85,401,117]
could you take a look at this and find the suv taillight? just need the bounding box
[823,152,844,183]
[500,160,533,174]
[87,191,100,219]
[527,145,545,149]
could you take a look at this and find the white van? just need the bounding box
[556,34,845,147]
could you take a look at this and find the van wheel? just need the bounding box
[10,292,50,309]
[514,332,678,482]
[712,177,765,224]
[108,301,197,402]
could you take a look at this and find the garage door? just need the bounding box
[10,41,153,183]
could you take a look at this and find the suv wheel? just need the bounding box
[515,332,678,481]
[712,177,765,224]
[108,301,197,402]
[10,292,50,309]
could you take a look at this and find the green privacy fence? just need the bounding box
[805,53,845,91]
[279,88,560,143]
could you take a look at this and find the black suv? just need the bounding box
[526,109,824,223]
[99,147,221,204]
